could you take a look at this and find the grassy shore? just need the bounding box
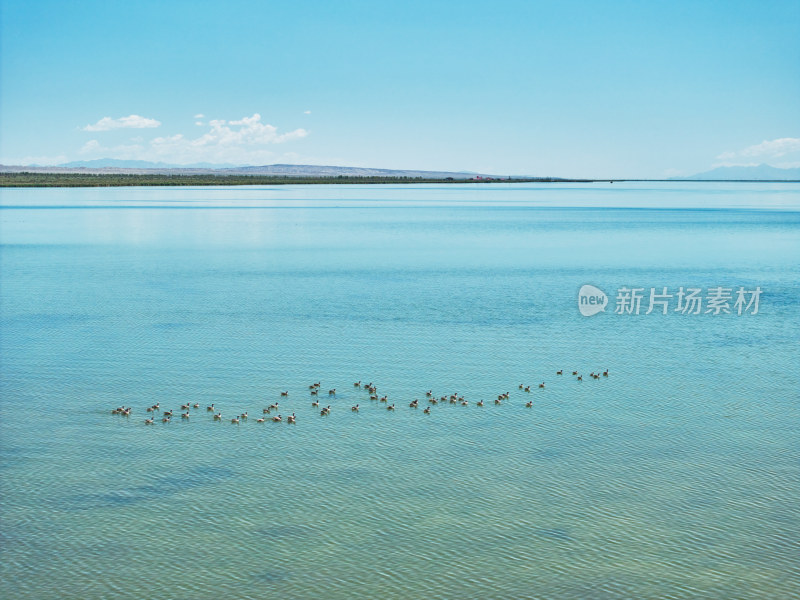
[0,172,589,188]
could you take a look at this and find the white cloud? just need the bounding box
[740,137,800,158]
[195,121,204,126]
[194,113,204,119]
[188,113,308,147]
[304,110,311,114]
[712,160,760,168]
[715,151,737,161]
[75,113,309,165]
[84,114,162,131]
[716,137,800,161]
[79,139,144,157]
[81,139,102,153]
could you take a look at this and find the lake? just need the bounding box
[1,182,799,599]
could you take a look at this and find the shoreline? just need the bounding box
[1,173,587,187]
[2,173,799,188]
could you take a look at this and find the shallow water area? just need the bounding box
[1,182,799,599]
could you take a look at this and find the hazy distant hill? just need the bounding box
[672,164,800,180]
[1,161,489,179]
[57,159,234,169]
[223,164,481,178]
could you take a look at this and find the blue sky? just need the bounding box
[1,0,798,177]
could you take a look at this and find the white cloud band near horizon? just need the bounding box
[84,114,162,132]
[79,113,309,165]
[717,137,800,161]
[713,137,800,169]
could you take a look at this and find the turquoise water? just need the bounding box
[1,183,799,599]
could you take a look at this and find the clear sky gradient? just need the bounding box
[1,0,798,177]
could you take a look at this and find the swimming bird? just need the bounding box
[311,389,319,395]
[409,399,418,408]
[269,403,279,410]
[423,407,431,414]
[272,414,282,422]
[426,390,432,397]
[328,389,336,396]
[577,375,583,381]
[181,411,190,419]
[144,417,154,424]
[287,413,296,424]
[163,410,173,417]
[206,403,215,411]
[539,382,545,389]
[603,369,609,377]
[354,381,361,387]
[351,404,359,411]
[312,400,320,407]
[193,403,199,408]
[213,412,222,420]
[321,406,331,416]
[477,400,484,407]
[263,407,272,414]
[519,384,524,389]
[525,400,533,408]
[240,412,248,420]
[573,371,578,375]
[495,398,502,405]
[162,416,171,423]
[524,386,531,392]
[380,395,388,402]
[281,391,289,397]
[231,417,240,424]
[556,370,563,375]
[256,417,265,423]
[387,404,395,411]
[181,403,191,410]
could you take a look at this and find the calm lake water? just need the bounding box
[1,182,799,599]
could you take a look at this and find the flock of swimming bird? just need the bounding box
[109,369,610,425]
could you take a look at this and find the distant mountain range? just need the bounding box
[56,159,235,169]
[1,160,494,179]
[671,164,800,181]
[5,159,798,181]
